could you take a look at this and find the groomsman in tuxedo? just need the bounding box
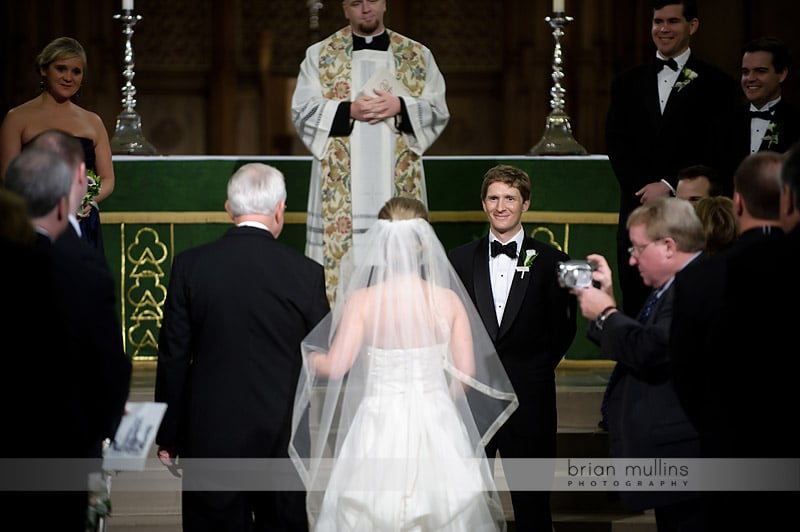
[572,197,706,532]
[155,163,329,531]
[449,164,577,531]
[606,0,737,316]
[711,37,800,190]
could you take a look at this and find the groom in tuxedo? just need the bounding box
[606,0,736,316]
[449,164,577,531]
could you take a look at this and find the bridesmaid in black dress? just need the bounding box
[0,36,115,254]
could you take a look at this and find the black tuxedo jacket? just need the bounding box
[588,275,700,512]
[607,54,738,216]
[711,100,800,191]
[606,54,737,314]
[155,226,329,460]
[449,234,576,455]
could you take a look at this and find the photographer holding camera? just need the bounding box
[571,196,706,532]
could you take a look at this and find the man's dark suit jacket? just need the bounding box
[588,276,700,512]
[54,222,132,458]
[675,227,800,531]
[670,227,784,451]
[155,225,329,529]
[711,99,800,192]
[606,54,737,315]
[0,236,88,531]
[449,234,576,529]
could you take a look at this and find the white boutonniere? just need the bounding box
[515,249,538,279]
[673,67,698,92]
[763,121,780,148]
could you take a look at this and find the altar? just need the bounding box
[102,155,619,361]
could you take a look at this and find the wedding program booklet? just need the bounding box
[102,401,167,471]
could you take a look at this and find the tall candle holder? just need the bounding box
[110,9,157,155]
[529,11,588,156]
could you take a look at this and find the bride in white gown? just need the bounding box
[289,198,518,532]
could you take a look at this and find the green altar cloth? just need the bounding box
[102,155,619,361]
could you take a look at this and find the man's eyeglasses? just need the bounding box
[628,238,663,258]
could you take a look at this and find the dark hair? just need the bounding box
[652,1,697,21]
[480,165,531,203]
[677,165,723,196]
[733,151,782,221]
[741,36,792,74]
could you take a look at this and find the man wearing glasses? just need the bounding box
[570,197,707,532]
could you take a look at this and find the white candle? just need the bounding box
[123,0,134,10]
[553,0,565,12]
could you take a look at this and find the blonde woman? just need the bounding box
[0,36,114,252]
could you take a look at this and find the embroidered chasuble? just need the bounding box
[292,26,449,304]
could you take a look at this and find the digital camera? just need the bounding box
[556,260,597,289]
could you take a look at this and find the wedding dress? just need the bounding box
[289,216,518,532]
[314,345,499,531]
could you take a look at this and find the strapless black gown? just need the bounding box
[76,137,104,253]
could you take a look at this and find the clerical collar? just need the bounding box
[353,31,389,51]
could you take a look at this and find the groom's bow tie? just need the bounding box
[656,57,679,72]
[491,240,518,259]
[749,109,774,120]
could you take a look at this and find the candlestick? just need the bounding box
[529,10,588,156]
[110,9,157,155]
[553,0,565,12]
[123,0,133,11]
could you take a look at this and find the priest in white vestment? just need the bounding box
[291,0,449,304]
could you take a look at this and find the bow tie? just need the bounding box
[656,57,679,72]
[491,240,518,259]
[749,109,774,120]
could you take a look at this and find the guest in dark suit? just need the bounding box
[155,163,330,532]
[3,148,128,531]
[448,164,577,531]
[681,145,800,531]
[572,197,706,532]
[606,0,737,316]
[711,37,800,191]
[27,129,130,457]
[671,150,784,436]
